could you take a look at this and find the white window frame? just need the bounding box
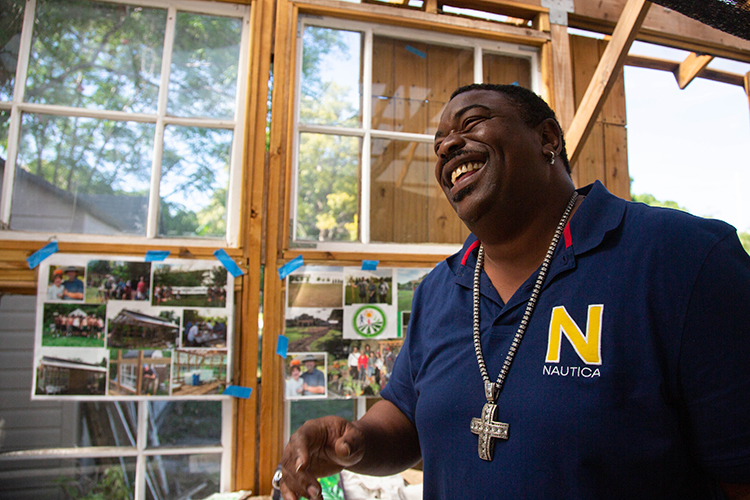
[0,0,252,247]
[291,15,541,254]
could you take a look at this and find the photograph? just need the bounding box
[34,348,107,396]
[152,262,228,308]
[344,268,393,306]
[108,349,172,396]
[285,352,327,399]
[41,303,106,347]
[171,349,228,396]
[85,260,152,303]
[182,310,228,348]
[287,266,344,308]
[396,268,431,312]
[326,340,403,398]
[46,265,86,302]
[285,308,343,353]
[107,303,180,349]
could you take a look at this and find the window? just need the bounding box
[292,17,539,250]
[0,0,250,244]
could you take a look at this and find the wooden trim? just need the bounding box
[280,249,451,267]
[549,25,576,131]
[438,0,548,19]
[675,52,714,89]
[625,54,746,87]
[565,0,650,167]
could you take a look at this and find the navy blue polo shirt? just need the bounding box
[381,181,750,499]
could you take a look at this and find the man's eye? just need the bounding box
[462,116,483,129]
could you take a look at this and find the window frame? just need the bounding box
[290,15,542,253]
[0,0,252,247]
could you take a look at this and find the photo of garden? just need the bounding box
[107,304,180,349]
[152,263,228,307]
[85,260,152,303]
[287,266,344,308]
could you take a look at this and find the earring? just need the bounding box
[548,151,556,165]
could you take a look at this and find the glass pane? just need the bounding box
[10,114,153,235]
[26,0,166,113]
[158,126,231,238]
[0,0,25,101]
[0,109,9,161]
[147,401,222,448]
[77,401,138,447]
[145,454,220,500]
[300,26,362,128]
[296,132,360,242]
[0,457,136,500]
[482,52,532,87]
[372,36,473,135]
[289,399,355,435]
[370,138,468,244]
[168,12,242,119]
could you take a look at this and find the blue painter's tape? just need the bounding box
[511,81,519,86]
[405,45,427,59]
[361,260,379,271]
[145,250,171,262]
[223,385,253,399]
[214,249,244,277]
[278,255,304,280]
[27,241,58,269]
[277,335,289,358]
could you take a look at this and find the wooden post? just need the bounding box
[674,52,714,89]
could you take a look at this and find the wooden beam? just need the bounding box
[674,52,714,89]
[566,0,651,167]
[625,54,746,87]
[550,24,575,131]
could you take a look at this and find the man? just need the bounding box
[300,355,326,396]
[61,267,84,300]
[377,279,389,303]
[357,278,368,303]
[136,276,147,300]
[347,346,359,380]
[276,84,750,499]
[187,322,199,347]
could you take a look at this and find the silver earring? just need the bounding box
[548,151,555,165]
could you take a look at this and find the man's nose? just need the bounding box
[437,130,465,159]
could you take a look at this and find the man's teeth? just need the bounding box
[451,162,483,185]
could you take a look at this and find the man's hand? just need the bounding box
[278,416,365,500]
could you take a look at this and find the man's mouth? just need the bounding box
[450,162,483,186]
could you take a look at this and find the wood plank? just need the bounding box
[438,0,547,19]
[675,52,714,89]
[550,25,575,132]
[566,0,650,167]
[597,39,627,126]
[603,123,630,200]
[574,122,605,188]
[279,251,452,267]
[625,54,745,87]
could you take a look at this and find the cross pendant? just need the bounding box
[470,402,509,461]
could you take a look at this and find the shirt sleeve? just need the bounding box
[679,231,750,483]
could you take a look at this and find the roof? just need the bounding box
[40,356,107,373]
[111,309,179,328]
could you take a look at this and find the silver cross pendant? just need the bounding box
[470,402,509,461]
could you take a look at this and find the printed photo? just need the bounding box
[285,308,343,353]
[85,260,151,303]
[171,349,228,396]
[287,266,344,308]
[46,265,86,302]
[344,269,393,306]
[152,262,228,308]
[285,352,327,399]
[107,303,180,349]
[41,303,106,347]
[182,310,228,348]
[34,348,107,396]
[327,340,403,398]
[108,349,172,396]
[396,268,431,312]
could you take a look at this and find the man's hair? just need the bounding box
[450,83,571,174]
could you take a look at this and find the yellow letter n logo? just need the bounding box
[545,305,603,365]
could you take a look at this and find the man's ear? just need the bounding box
[540,118,563,154]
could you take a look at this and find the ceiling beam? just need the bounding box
[674,52,714,89]
[565,0,651,167]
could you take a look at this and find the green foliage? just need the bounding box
[57,465,132,500]
[631,193,688,212]
[738,231,750,255]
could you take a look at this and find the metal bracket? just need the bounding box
[541,0,574,25]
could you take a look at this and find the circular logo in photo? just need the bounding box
[353,305,386,338]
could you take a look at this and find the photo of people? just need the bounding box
[285,308,342,352]
[152,262,228,307]
[86,260,152,303]
[171,349,228,396]
[287,266,344,308]
[285,353,327,398]
[325,340,403,398]
[41,303,106,347]
[108,349,172,396]
[182,310,228,348]
[34,348,107,396]
[47,265,85,301]
[344,269,393,305]
[106,303,180,349]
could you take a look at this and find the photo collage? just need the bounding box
[32,255,233,399]
[284,266,432,399]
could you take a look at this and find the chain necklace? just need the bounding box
[469,191,578,461]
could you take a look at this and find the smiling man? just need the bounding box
[275,84,750,500]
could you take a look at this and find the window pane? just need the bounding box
[168,12,242,119]
[27,0,166,113]
[300,27,362,128]
[0,109,9,160]
[483,52,532,87]
[370,138,468,244]
[10,114,153,235]
[296,132,360,242]
[158,126,231,238]
[372,36,473,135]
[0,457,136,500]
[147,401,222,448]
[289,399,355,435]
[145,454,220,500]
[77,402,138,447]
[0,0,25,101]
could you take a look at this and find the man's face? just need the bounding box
[66,271,77,280]
[434,90,546,226]
[305,360,316,371]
